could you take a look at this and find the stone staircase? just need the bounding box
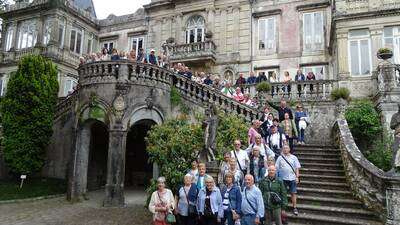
[287,144,383,225]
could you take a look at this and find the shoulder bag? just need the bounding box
[157,191,176,224]
[281,155,300,183]
[183,186,197,216]
[244,188,258,215]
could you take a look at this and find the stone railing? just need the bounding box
[173,75,262,122]
[333,118,400,223]
[78,61,172,86]
[55,90,79,119]
[239,79,336,102]
[1,46,80,67]
[168,41,217,62]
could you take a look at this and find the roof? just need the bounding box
[72,0,96,18]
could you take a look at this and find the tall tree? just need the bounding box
[1,55,59,175]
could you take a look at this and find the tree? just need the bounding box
[1,55,59,175]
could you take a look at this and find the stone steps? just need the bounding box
[290,145,383,225]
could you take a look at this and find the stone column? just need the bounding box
[175,13,183,44]
[220,9,227,53]
[337,32,349,80]
[232,6,240,53]
[386,179,400,225]
[104,128,127,207]
[35,16,44,47]
[50,16,60,45]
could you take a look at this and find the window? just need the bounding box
[258,17,276,50]
[63,78,78,96]
[129,36,144,56]
[257,69,280,82]
[383,26,400,64]
[43,18,52,46]
[5,26,13,51]
[70,27,83,54]
[102,42,114,53]
[186,15,205,44]
[17,20,37,49]
[58,20,65,48]
[303,66,325,80]
[303,11,324,51]
[348,29,372,76]
[87,34,94,54]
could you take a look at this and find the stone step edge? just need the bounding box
[293,195,362,205]
[286,212,383,225]
[297,187,352,195]
[301,174,346,179]
[286,203,377,216]
[299,180,349,187]
[300,168,345,173]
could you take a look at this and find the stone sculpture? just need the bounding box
[201,105,219,162]
[390,103,400,174]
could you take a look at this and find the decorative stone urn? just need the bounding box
[377,48,393,60]
[166,37,175,44]
[335,98,349,117]
[205,31,213,40]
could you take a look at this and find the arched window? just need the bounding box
[17,20,37,49]
[186,15,205,44]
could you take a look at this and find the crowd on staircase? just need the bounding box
[148,100,310,225]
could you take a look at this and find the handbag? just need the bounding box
[183,186,197,216]
[157,192,176,224]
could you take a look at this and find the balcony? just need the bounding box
[0,45,80,67]
[167,40,217,64]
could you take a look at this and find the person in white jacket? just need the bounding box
[148,177,175,225]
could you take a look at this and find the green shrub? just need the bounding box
[345,99,382,152]
[256,82,271,93]
[216,113,248,160]
[365,132,393,172]
[1,55,59,175]
[331,87,351,101]
[378,47,392,54]
[170,86,181,106]
[146,119,203,194]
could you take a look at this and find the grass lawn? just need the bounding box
[0,177,66,201]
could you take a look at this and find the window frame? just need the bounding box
[302,11,324,52]
[58,21,66,48]
[128,36,145,56]
[347,29,373,77]
[17,20,37,49]
[302,66,326,80]
[43,18,52,46]
[383,26,400,64]
[63,78,78,97]
[5,26,13,51]
[69,27,84,55]
[186,15,205,44]
[258,17,276,51]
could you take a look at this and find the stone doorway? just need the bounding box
[125,119,155,188]
[87,121,109,191]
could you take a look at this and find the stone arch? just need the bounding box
[69,102,112,200]
[124,106,164,188]
[222,66,237,84]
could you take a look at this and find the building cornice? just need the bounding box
[254,65,280,70]
[296,1,330,12]
[334,8,400,22]
[252,9,282,18]
[299,62,329,67]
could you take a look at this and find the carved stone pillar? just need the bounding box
[175,13,183,44]
[386,180,400,225]
[35,16,44,47]
[104,128,127,207]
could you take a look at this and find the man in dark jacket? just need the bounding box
[247,71,257,84]
[235,73,247,86]
[259,165,288,225]
[295,70,305,97]
[148,49,158,65]
[256,72,268,83]
[268,100,293,122]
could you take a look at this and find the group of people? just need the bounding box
[148,100,310,225]
[79,47,169,68]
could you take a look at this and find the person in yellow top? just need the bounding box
[280,112,298,153]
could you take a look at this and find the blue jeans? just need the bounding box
[242,214,257,225]
[221,210,234,225]
[299,128,305,142]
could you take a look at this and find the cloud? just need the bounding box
[93,0,151,19]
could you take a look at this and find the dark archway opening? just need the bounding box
[87,121,109,191]
[125,119,155,187]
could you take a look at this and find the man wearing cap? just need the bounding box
[148,49,158,65]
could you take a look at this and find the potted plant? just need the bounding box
[377,48,393,60]
[256,81,272,102]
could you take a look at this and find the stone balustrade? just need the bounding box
[168,40,217,62]
[240,79,336,102]
[78,61,172,86]
[1,46,80,67]
[333,118,400,224]
[173,75,262,122]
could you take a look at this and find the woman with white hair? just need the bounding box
[197,176,224,225]
[148,177,175,225]
[175,174,198,225]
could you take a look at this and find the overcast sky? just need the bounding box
[93,0,151,19]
